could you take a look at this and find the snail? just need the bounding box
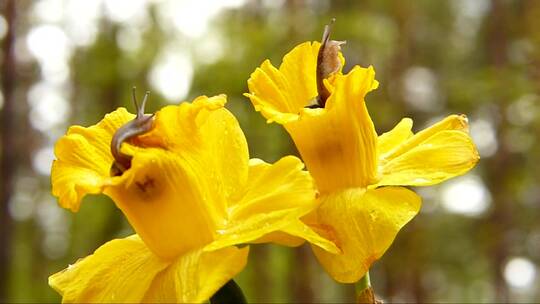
[307,18,346,109]
[110,87,155,176]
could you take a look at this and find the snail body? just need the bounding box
[110,89,154,176]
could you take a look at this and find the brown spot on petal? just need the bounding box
[136,175,155,193]
[310,223,341,250]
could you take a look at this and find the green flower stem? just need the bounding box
[355,271,378,304]
[355,271,371,293]
[210,280,247,304]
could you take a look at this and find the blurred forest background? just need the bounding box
[0,0,539,302]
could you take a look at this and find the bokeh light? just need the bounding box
[441,175,491,217]
[504,257,537,290]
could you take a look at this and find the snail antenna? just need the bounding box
[131,86,139,114]
[139,91,150,118]
[321,18,335,45]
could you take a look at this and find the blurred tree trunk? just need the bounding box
[384,2,425,302]
[485,0,511,301]
[251,245,271,301]
[0,0,16,300]
[292,245,314,302]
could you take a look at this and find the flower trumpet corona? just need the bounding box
[49,94,339,303]
[245,26,480,283]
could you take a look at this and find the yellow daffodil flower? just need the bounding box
[245,40,480,283]
[49,94,339,303]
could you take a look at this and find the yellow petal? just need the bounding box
[246,41,336,124]
[310,187,421,283]
[279,41,320,106]
[51,108,134,211]
[380,114,470,162]
[143,246,249,303]
[227,156,312,217]
[105,148,217,260]
[141,95,248,207]
[246,42,380,192]
[274,220,341,254]
[377,130,480,186]
[245,41,354,124]
[49,235,169,303]
[205,156,339,254]
[102,95,252,259]
[249,230,305,247]
[247,60,300,118]
[284,66,379,194]
[377,118,413,157]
